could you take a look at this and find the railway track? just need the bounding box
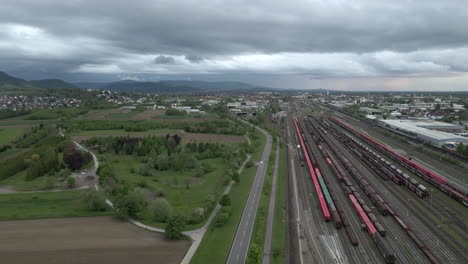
[319,116,467,263]
[306,117,428,264]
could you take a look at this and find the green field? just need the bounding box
[69,128,179,136]
[0,190,111,221]
[191,129,267,264]
[0,171,50,191]
[0,119,58,126]
[0,127,24,145]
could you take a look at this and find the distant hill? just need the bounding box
[29,79,77,89]
[75,80,276,93]
[1,71,279,94]
[0,72,77,91]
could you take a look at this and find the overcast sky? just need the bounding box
[1,0,468,91]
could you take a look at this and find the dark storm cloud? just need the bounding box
[154,55,175,64]
[185,55,204,63]
[1,0,468,85]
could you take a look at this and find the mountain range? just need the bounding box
[0,71,277,94]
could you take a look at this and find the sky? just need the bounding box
[1,0,468,91]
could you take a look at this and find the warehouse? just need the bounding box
[380,119,468,145]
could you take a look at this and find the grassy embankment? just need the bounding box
[190,128,266,264]
[271,142,287,264]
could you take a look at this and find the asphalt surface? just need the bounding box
[227,123,272,264]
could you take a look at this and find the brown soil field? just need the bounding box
[183,132,246,143]
[0,216,189,264]
[72,132,246,143]
[131,110,165,120]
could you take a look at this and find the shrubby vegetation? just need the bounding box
[165,108,187,116]
[0,137,65,180]
[15,124,49,148]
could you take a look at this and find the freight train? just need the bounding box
[329,116,468,207]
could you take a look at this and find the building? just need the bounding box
[359,107,382,115]
[381,119,468,145]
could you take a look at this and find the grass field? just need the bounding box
[0,127,24,145]
[69,128,178,136]
[0,171,49,191]
[0,190,111,221]
[190,129,266,264]
[271,143,286,264]
[0,119,58,126]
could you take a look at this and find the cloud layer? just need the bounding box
[1,0,468,89]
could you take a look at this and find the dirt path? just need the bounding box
[0,216,189,264]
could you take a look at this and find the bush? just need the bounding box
[246,161,254,168]
[165,215,186,239]
[214,212,230,227]
[81,188,107,211]
[247,243,261,264]
[42,176,56,190]
[151,198,172,222]
[67,177,76,188]
[219,194,231,206]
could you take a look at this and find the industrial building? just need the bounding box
[380,119,468,145]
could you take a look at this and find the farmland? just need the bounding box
[0,216,189,264]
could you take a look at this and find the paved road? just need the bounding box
[227,122,272,264]
[262,140,280,264]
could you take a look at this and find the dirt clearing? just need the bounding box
[0,216,189,264]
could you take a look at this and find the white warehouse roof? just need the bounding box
[381,119,468,145]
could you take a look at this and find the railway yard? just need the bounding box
[286,101,467,264]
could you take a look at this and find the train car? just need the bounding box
[374,234,396,264]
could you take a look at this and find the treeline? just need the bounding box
[15,124,49,148]
[0,109,31,120]
[0,137,65,180]
[62,119,246,135]
[85,134,182,156]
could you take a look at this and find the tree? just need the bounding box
[232,171,240,183]
[151,198,172,222]
[165,215,186,239]
[220,194,231,206]
[247,243,261,264]
[81,188,107,211]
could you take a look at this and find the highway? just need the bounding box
[227,122,272,264]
